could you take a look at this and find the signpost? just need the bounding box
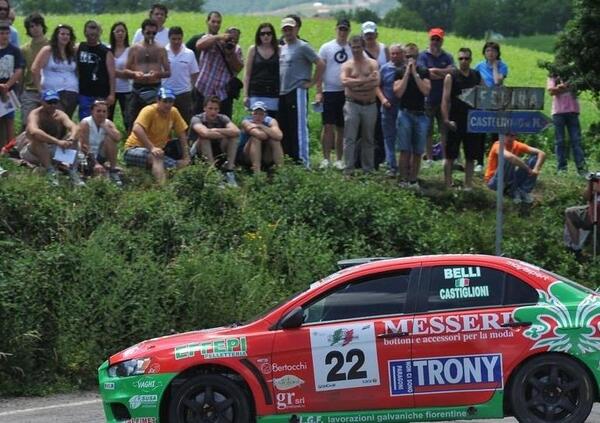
[461,86,550,255]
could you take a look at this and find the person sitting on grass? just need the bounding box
[123,87,190,185]
[564,175,600,257]
[78,100,123,186]
[239,101,283,174]
[484,132,546,204]
[189,95,240,187]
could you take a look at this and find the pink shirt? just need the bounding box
[547,77,580,115]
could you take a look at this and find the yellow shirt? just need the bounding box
[125,104,188,149]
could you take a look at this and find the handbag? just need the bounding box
[217,44,243,99]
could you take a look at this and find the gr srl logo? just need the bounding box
[128,394,158,410]
[389,353,503,396]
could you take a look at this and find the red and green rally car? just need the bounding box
[99,254,600,423]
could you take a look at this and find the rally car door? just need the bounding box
[411,264,539,408]
[271,269,419,414]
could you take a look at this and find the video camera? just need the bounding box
[587,172,600,182]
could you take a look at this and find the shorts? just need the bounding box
[322,91,345,127]
[19,141,57,165]
[124,147,178,169]
[397,110,429,155]
[446,129,483,161]
[425,104,443,137]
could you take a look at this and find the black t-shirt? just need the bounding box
[394,65,430,111]
[249,50,279,97]
[186,33,204,61]
[449,68,481,119]
[77,43,110,97]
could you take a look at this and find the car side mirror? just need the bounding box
[279,307,304,329]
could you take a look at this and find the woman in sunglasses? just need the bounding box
[243,22,279,118]
[31,24,79,118]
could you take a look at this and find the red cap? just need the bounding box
[428,28,445,39]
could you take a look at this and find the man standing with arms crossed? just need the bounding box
[341,35,380,176]
[279,17,324,167]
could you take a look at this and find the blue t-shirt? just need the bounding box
[417,49,454,106]
[379,61,401,106]
[0,43,24,84]
[238,115,274,152]
[474,60,508,87]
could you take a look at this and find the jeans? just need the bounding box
[553,112,586,171]
[487,154,538,196]
[381,104,399,171]
[397,110,429,155]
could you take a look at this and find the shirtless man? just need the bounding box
[340,35,380,175]
[19,89,82,186]
[125,18,171,129]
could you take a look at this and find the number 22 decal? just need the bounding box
[310,323,380,391]
[325,349,367,381]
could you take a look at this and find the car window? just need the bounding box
[426,265,538,311]
[303,271,411,324]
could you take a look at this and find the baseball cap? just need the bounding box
[361,21,377,34]
[42,89,60,102]
[157,87,176,100]
[428,27,445,39]
[336,18,350,29]
[281,17,296,29]
[251,101,267,112]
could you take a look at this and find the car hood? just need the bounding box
[110,325,242,364]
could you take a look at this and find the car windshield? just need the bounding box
[543,269,597,295]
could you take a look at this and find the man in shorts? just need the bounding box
[239,101,283,174]
[19,89,82,186]
[123,87,189,185]
[78,100,122,186]
[189,95,240,187]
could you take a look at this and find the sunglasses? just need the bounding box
[45,99,59,105]
[145,31,157,36]
[337,27,349,31]
[0,7,8,11]
[160,98,175,103]
[405,54,415,59]
[458,57,471,61]
[259,31,272,36]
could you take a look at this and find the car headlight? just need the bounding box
[107,358,151,377]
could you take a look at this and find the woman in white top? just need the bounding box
[31,24,79,118]
[109,21,132,132]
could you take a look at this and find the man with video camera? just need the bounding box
[564,172,600,257]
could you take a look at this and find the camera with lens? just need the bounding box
[224,41,236,50]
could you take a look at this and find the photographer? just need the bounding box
[564,173,600,255]
[194,25,244,118]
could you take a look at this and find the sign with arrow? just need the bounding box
[467,110,551,134]
[459,86,545,110]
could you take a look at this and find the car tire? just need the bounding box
[168,374,251,423]
[509,354,594,423]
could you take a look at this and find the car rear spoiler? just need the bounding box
[336,257,395,270]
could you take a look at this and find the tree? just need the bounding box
[333,7,380,25]
[453,0,498,39]
[543,0,600,105]
[401,0,458,31]
[382,7,427,32]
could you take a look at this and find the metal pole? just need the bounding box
[594,188,598,261]
[495,132,505,256]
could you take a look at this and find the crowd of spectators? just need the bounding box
[0,5,589,211]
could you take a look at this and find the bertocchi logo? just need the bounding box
[328,328,357,347]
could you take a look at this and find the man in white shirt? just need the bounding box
[132,3,169,47]
[316,18,352,170]
[163,26,199,125]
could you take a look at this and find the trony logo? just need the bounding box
[389,353,503,396]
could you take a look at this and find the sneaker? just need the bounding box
[398,181,410,188]
[512,190,522,204]
[69,170,86,187]
[521,191,534,204]
[474,164,483,174]
[385,169,397,178]
[423,159,434,168]
[319,159,330,169]
[578,168,589,178]
[333,160,345,170]
[0,166,7,177]
[47,168,59,186]
[408,181,420,190]
[109,170,123,187]
[224,171,238,188]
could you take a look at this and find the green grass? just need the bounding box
[503,34,557,54]
[12,14,599,161]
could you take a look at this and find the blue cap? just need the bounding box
[251,101,267,111]
[42,89,60,102]
[157,87,176,100]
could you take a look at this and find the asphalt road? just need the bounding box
[1,392,599,423]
